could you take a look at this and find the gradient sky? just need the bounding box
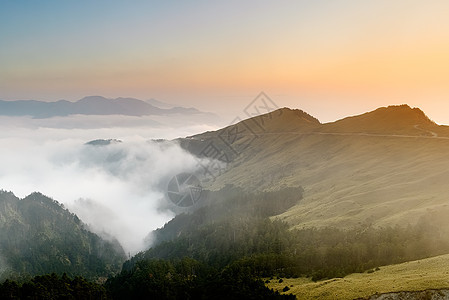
[1,0,449,124]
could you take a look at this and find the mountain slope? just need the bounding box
[0,191,126,279]
[267,254,449,299]
[107,104,449,298]
[178,108,320,164]
[179,105,449,230]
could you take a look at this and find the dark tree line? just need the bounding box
[0,273,107,300]
[106,257,294,300]
[3,185,449,298]
[128,185,449,281]
[127,216,449,282]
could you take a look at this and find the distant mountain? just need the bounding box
[0,190,126,279]
[178,104,449,231]
[0,96,208,118]
[143,98,175,109]
[85,139,123,146]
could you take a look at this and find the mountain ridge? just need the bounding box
[186,104,446,141]
[320,104,440,135]
[179,104,449,165]
[0,190,126,279]
[0,96,211,119]
[177,103,449,232]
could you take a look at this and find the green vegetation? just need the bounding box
[3,106,449,298]
[104,186,303,299]
[0,190,126,279]
[128,215,449,282]
[179,107,449,235]
[267,254,449,299]
[152,185,303,244]
[3,185,449,298]
[107,185,449,298]
[126,186,449,282]
[0,273,107,299]
[4,104,449,300]
[106,258,294,299]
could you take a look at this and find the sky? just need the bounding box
[1,0,449,124]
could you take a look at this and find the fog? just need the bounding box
[0,115,221,254]
[0,253,7,277]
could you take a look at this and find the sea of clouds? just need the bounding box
[0,114,221,254]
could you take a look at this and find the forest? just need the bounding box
[2,186,449,299]
[107,186,449,298]
[0,191,125,279]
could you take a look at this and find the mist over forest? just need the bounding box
[2,97,449,300]
[0,113,221,254]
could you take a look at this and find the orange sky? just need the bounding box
[1,1,449,124]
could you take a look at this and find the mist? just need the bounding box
[0,115,221,254]
[0,253,8,278]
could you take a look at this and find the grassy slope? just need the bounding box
[176,106,449,298]
[276,135,449,229]
[267,254,449,299]
[208,129,449,229]
[197,106,449,230]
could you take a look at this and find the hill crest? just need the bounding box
[322,104,438,135]
[177,103,449,232]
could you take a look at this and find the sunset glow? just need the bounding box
[1,0,449,123]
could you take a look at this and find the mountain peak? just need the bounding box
[376,104,434,123]
[77,95,110,103]
[223,107,320,134]
[325,104,436,134]
[278,107,321,123]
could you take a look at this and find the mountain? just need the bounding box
[321,104,438,135]
[144,98,175,109]
[0,96,209,118]
[85,139,123,146]
[178,104,449,230]
[177,108,320,163]
[0,190,126,279]
[101,104,449,298]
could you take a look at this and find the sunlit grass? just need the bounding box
[266,254,449,299]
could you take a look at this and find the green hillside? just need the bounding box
[111,184,449,298]
[3,104,449,298]
[0,191,126,279]
[179,105,449,231]
[267,253,449,299]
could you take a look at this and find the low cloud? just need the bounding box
[0,115,221,254]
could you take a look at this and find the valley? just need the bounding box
[3,1,449,298]
[2,104,449,299]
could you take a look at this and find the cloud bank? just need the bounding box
[0,115,221,254]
